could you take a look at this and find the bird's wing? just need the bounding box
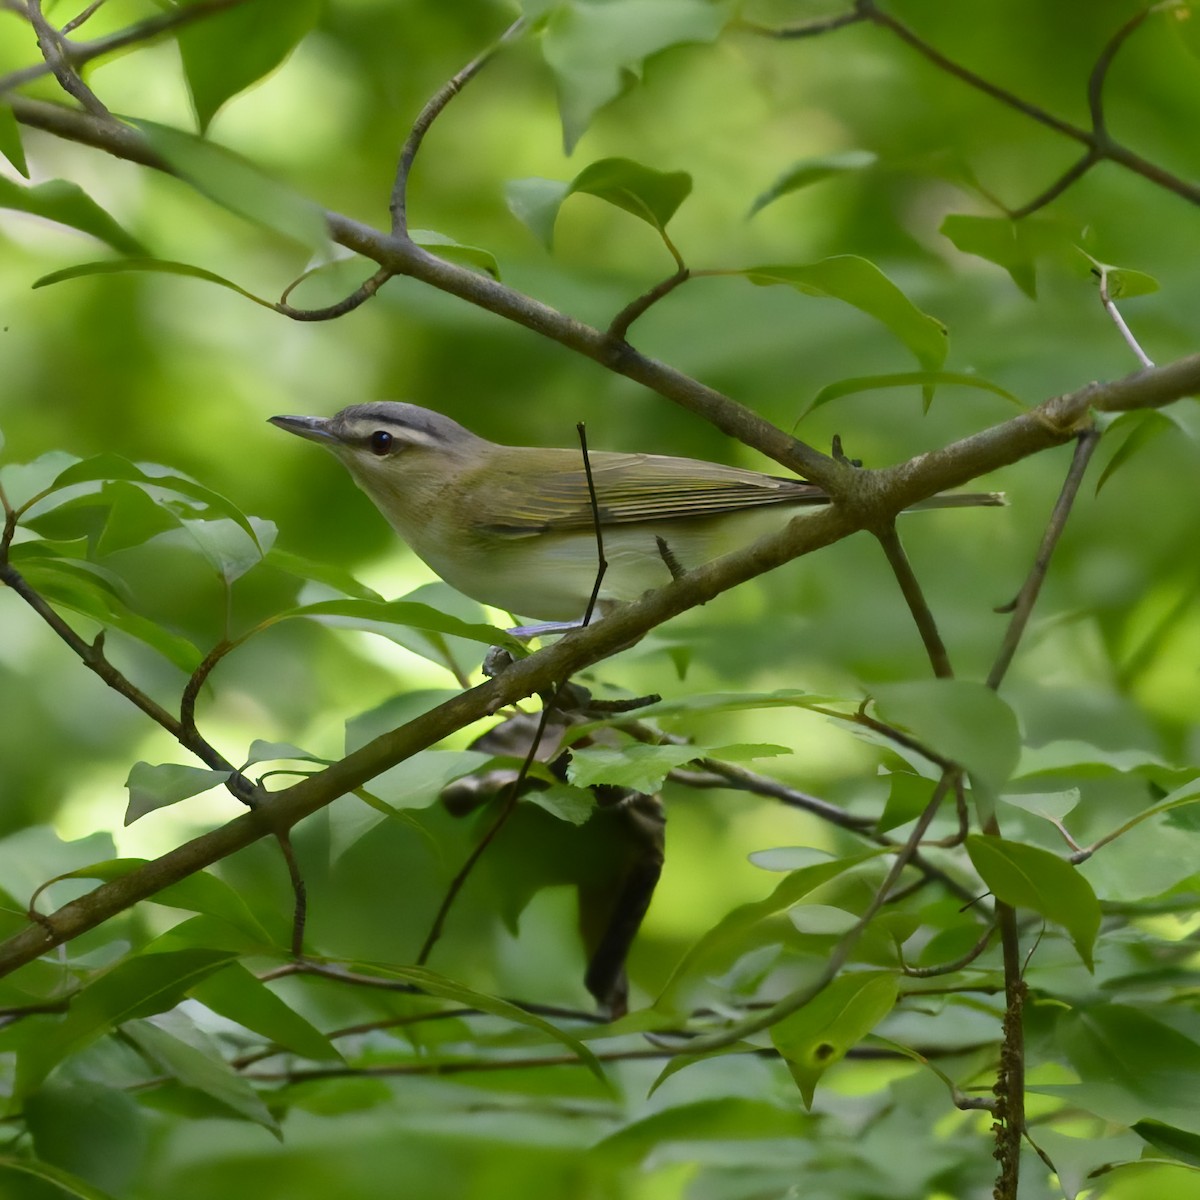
[473,452,828,535]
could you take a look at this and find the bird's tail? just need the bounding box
[906,491,1007,510]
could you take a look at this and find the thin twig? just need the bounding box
[738,9,867,39]
[1087,5,1155,138]
[987,431,1101,689]
[1007,150,1101,220]
[390,17,526,236]
[901,923,996,977]
[0,0,256,96]
[1097,271,1154,368]
[875,523,953,678]
[275,266,393,322]
[576,423,607,629]
[61,0,108,35]
[26,0,109,116]
[608,268,690,342]
[275,831,307,958]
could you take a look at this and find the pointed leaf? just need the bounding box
[1134,1120,1200,1169]
[872,680,1020,793]
[568,157,692,231]
[748,149,876,217]
[0,103,28,177]
[541,0,727,152]
[0,1156,119,1200]
[505,176,570,249]
[190,964,340,1061]
[410,228,500,278]
[741,256,948,373]
[34,257,276,308]
[124,763,232,826]
[0,176,144,255]
[16,948,238,1097]
[965,834,1100,967]
[805,370,1022,415]
[123,1019,279,1134]
[178,0,321,132]
[1096,410,1177,494]
[567,742,786,793]
[132,120,328,252]
[771,971,899,1106]
[939,214,1072,299]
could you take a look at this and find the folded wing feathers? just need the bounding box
[477,456,829,535]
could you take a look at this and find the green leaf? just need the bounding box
[542,0,727,152]
[0,177,144,255]
[176,515,276,583]
[805,370,1023,416]
[657,848,889,1003]
[277,597,524,654]
[748,150,876,218]
[123,1018,280,1134]
[1100,266,1160,299]
[505,176,571,250]
[0,102,28,177]
[0,449,79,509]
[771,971,899,1106]
[243,739,328,768]
[132,120,328,252]
[356,749,493,813]
[872,680,1021,794]
[965,834,1100,967]
[16,558,203,673]
[124,763,232,826]
[569,157,692,232]
[1134,1120,1200,1169]
[33,257,276,308]
[939,213,1072,299]
[740,256,948,375]
[264,547,382,600]
[178,0,321,132]
[25,1082,146,1197]
[16,948,238,1097]
[999,789,1081,823]
[567,742,786,792]
[190,964,340,1061]
[507,158,691,252]
[525,782,597,825]
[410,228,500,279]
[1096,410,1178,494]
[0,1156,121,1200]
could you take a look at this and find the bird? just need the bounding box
[270,402,1003,626]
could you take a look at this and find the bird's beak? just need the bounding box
[268,414,339,445]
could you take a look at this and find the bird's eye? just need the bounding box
[369,430,393,456]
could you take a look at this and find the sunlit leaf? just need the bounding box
[541,0,728,152]
[748,149,876,217]
[771,971,899,1106]
[0,177,144,255]
[965,834,1100,967]
[124,763,232,826]
[740,256,948,374]
[178,0,321,132]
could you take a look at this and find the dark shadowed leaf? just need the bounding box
[0,1156,119,1200]
[0,103,28,176]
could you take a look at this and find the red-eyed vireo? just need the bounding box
[270,403,1003,625]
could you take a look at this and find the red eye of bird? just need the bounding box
[369,430,393,456]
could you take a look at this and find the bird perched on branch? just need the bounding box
[270,403,1002,625]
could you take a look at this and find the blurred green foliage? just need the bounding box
[2,0,1200,1198]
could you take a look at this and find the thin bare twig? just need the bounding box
[987,430,1101,689]
[901,923,996,977]
[736,9,867,39]
[275,831,307,958]
[1087,5,1156,139]
[875,523,954,679]
[26,0,108,116]
[1097,270,1155,368]
[61,0,108,35]
[608,267,691,342]
[275,266,394,322]
[390,17,526,236]
[1007,150,1101,220]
